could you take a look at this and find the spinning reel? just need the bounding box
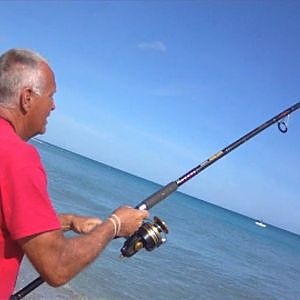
[120,216,169,257]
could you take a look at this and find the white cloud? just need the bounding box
[137,41,167,52]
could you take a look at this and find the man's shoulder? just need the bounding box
[0,135,40,167]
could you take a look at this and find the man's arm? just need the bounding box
[18,206,149,287]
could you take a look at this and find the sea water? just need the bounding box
[14,140,300,300]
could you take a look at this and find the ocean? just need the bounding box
[14,140,300,300]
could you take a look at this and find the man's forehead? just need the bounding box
[40,62,56,90]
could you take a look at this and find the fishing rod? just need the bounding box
[11,102,300,299]
[121,101,300,257]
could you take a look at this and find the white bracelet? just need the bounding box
[108,217,117,237]
[111,214,121,236]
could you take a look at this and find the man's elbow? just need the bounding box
[42,271,72,287]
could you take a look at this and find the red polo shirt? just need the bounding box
[0,118,60,299]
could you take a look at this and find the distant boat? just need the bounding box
[255,220,267,228]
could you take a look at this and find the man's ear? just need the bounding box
[20,88,33,114]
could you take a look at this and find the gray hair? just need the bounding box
[0,49,49,107]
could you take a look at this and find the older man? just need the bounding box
[0,49,149,299]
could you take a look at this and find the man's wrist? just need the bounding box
[58,213,75,231]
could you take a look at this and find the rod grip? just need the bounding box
[135,181,178,210]
[10,276,44,300]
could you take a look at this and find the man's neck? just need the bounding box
[0,107,28,141]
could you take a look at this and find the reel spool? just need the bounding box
[120,216,168,258]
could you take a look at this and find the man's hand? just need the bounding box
[58,214,102,234]
[109,206,149,237]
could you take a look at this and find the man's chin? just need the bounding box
[31,128,46,139]
[40,124,47,134]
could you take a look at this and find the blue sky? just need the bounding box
[1,1,299,234]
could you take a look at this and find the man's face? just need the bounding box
[28,62,56,138]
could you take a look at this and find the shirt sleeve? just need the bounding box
[2,145,61,240]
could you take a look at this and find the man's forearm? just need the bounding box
[49,220,115,286]
[20,219,115,287]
